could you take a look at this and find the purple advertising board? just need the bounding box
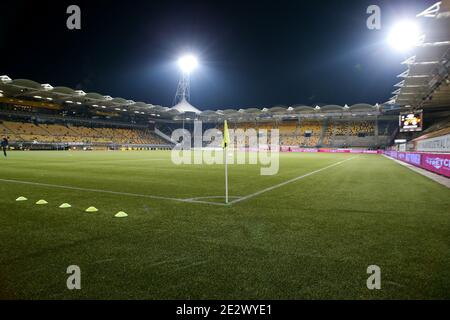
[384,151,450,178]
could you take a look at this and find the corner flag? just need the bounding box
[223,120,230,203]
[222,120,230,149]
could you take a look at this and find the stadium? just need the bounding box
[0,0,449,302]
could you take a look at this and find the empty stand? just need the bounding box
[0,120,167,145]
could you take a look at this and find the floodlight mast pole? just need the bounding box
[174,72,190,105]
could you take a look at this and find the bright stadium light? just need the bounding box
[178,55,198,74]
[387,21,422,52]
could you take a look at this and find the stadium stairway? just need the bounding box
[318,119,328,146]
[154,127,176,144]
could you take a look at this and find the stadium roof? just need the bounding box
[172,98,201,114]
[0,75,382,121]
[193,104,382,122]
[388,0,450,109]
[0,76,173,118]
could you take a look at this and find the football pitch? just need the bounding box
[0,151,449,299]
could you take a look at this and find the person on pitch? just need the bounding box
[1,136,9,158]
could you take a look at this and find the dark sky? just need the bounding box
[0,0,437,110]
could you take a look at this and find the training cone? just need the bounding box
[115,211,128,218]
[59,203,72,209]
[85,206,98,213]
[16,196,28,201]
[36,200,48,205]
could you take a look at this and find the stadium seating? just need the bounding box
[226,119,386,148]
[281,135,303,146]
[348,121,375,136]
[299,121,322,136]
[233,122,254,131]
[320,120,379,147]
[0,117,403,148]
[0,120,167,145]
[217,118,396,148]
[279,121,298,135]
[257,122,277,132]
[322,120,333,145]
[333,121,348,136]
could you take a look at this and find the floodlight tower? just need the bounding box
[174,55,198,105]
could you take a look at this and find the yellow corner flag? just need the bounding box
[222,120,230,149]
[223,120,230,204]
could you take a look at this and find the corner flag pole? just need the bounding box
[225,147,228,204]
[223,120,230,204]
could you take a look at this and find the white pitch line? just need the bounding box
[184,196,242,201]
[229,156,357,205]
[0,178,228,207]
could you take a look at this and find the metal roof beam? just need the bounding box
[416,41,450,48]
[417,1,442,18]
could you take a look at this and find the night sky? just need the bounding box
[0,0,437,110]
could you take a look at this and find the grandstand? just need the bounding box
[0,80,401,149]
[0,72,448,152]
[217,117,395,149]
[0,118,167,147]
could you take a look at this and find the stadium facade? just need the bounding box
[0,76,400,150]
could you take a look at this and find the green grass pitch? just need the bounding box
[0,151,449,299]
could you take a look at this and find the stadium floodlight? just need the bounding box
[177,55,198,74]
[388,21,421,52]
[174,54,199,105]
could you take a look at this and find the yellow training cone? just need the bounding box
[59,203,72,209]
[115,211,128,218]
[16,196,28,201]
[85,206,98,213]
[36,200,48,205]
